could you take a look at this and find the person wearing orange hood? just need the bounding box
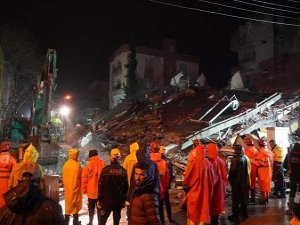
[123,142,139,185]
[183,142,217,225]
[62,148,82,225]
[187,139,205,166]
[0,141,17,208]
[256,137,273,205]
[159,145,174,223]
[244,137,259,203]
[8,143,44,190]
[207,143,227,225]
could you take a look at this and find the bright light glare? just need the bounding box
[64,95,72,100]
[59,105,71,116]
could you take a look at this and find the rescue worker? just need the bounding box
[123,142,139,186]
[62,148,82,225]
[256,137,273,205]
[186,139,205,167]
[8,143,44,190]
[0,160,64,225]
[244,137,259,203]
[207,142,227,225]
[0,141,17,208]
[149,141,170,225]
[98,148,128,225]
[159,145,174,223]
[287,143,300,215]
[183,141,217,225]
[128,161,162,225]
[269,139,286,198]
[82,149,106,225]
[228,144,250,224]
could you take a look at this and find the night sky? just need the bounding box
[0,0,249,105]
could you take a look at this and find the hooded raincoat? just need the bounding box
[228,150,250,217]
[183,145,217,224]
[245,145,259,190]
[8,144,43,190]
[256,146,273,193]
[150,152,170,200]
[0,151,16,208]
[123,142,139,184]
[207,143,227,216]
[62,149,82,215]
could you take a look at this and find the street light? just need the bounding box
[64,95,72,101]
[59,105,71,116]
[58,105,71,142]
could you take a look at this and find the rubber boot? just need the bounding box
[250,189,256,203]
[73,214,81,225]
[259,192,267,205]
[88,211,94,225]
[64,215,70,225]
[211,215,219,225]
[286,198,295,215]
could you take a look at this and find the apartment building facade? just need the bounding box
[230,18,300,92]
[109,39,200,109]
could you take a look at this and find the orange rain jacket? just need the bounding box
[8,144,44,189]
[184,146,217,224]
[123,142,139,185]
[62,149,82,215]
[82,155,105,199]
[207,143,227,216]
[245,145,259,189]
[0,151,17,207]
[256,146,273,192]
[150,152,170,200]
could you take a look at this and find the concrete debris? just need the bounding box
[64,88,299,178]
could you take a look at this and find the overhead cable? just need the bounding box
[148,0,300,26]
[198,0,299,20]
[250,0,300,10]
[286,0,300,4]
[232,0,300,14]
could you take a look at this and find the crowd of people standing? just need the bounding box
[0,137,299,225]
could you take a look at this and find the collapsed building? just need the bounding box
[87,85,299,169]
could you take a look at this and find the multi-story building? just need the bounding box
[109,39,200,109]
[230,18,300,92]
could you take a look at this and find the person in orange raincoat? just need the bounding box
[207,143,227,225]
[256,137,273,205]
[82,149,105,225]
[183,142,217,225]
[244,137,259,203]
[159,145,174,223]
[0,141,17,208]
[8,143,44,190]
[123,142,139,185]
[186,139,206,167]
[62,148,82,225]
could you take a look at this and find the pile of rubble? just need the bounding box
[68,87,299,176]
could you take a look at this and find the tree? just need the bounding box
[124,43,138,100]
[0,23,42,139]
[0,45,4,108]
